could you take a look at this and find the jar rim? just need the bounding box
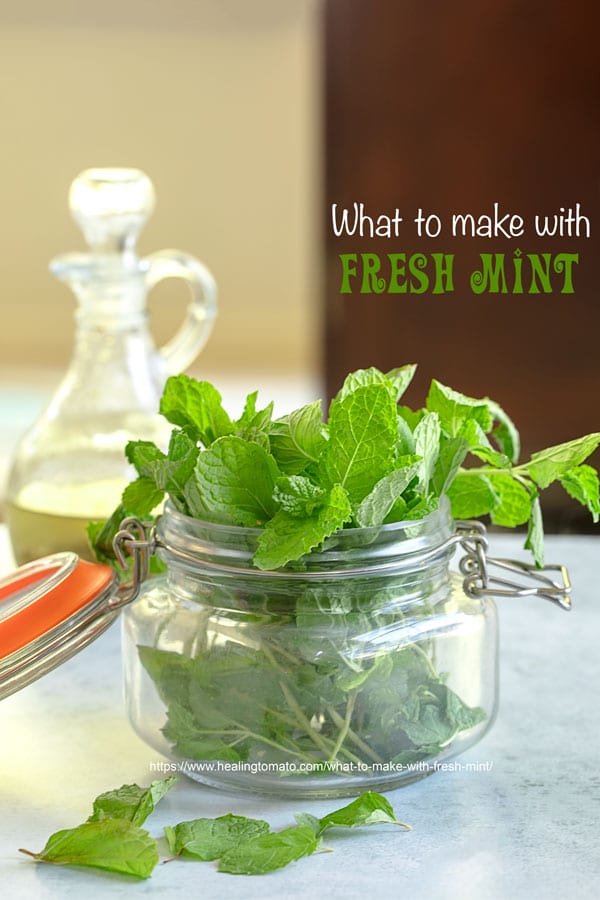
[156,498,456,575]
[161,497,452,538]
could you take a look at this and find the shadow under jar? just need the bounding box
[122,501,498,798]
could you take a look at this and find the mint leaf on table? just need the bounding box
[20,819,159,879]
[269,400,327,475]
[527,433,600,489]
[164,814,270,861]
[159,374,234,446]
[87,777,177,827]
[254,483,352,569]
[426,379,493,437]
[320,383,398,506]
[446,471,498,518]
[355,462,420,528]
[559,464,600,522]
[303,791,410,836]
[188,435,279,526]
[217,825,320,876]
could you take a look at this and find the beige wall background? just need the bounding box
[0,0,321,380]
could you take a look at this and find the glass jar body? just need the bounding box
[122,506,498,798]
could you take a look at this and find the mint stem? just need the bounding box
[326,705,384,764]
[328,691,357,763]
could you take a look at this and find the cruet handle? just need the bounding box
[143,249,218,374]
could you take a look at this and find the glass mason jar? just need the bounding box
[122,500,499,798]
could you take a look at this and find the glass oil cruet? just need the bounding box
[5,168,217,564]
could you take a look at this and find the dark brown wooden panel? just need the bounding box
[324,0,600,529]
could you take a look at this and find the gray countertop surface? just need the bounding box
[1,529,599,899]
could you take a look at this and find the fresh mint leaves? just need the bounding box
[254,483,352,569]
[217,825,319,875]
[526,433,600,489]
[159,375,233,445]
[188,436,279,526]
[91,365,600,572]
[87,777,178,827]
[297,791,411,836]
[164,814,270,861]
[20,819,159,879]
[320,383,398,507]
[22,781,408,880]
[270,400,327,474]
[19,778,176,879]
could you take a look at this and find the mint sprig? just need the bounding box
[90,366,600,572]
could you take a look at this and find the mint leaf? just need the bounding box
[398,405,425,431]
[320,384,398,506]
[235,392,274,448]
[274,475,326,517]
[159,375,233,445]
[121,477,164,517]
[426,380,492,437]
[254,484,352,569]
[431,436,470,496]
[164,814,270,861]
[385,364,417,402]
[126,430,199,506]
[404,493,439,520]
[356,462,420,527]
[217,825,319,875]
[527,433,600,489]
[488,474,533,527]
[414,411,441,490]
[396,414,416,454]
[525,495,544,567]
[269,401,326,475]
[315,791,410,835]
[293,812,321,835]
[190,436,279,526]
[87,777,177,827]
[559,464,600,522]
[125,440,165,476]
[337,365,416,403]
[20,819,158,879]
[337,366,392,400]
[459,418,510,468]
[446,472,498,518]
[487,398,520,463]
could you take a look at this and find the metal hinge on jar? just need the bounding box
[111,518,157,609]
[455,520,572,611]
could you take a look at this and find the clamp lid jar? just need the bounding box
[119,502,570,798]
